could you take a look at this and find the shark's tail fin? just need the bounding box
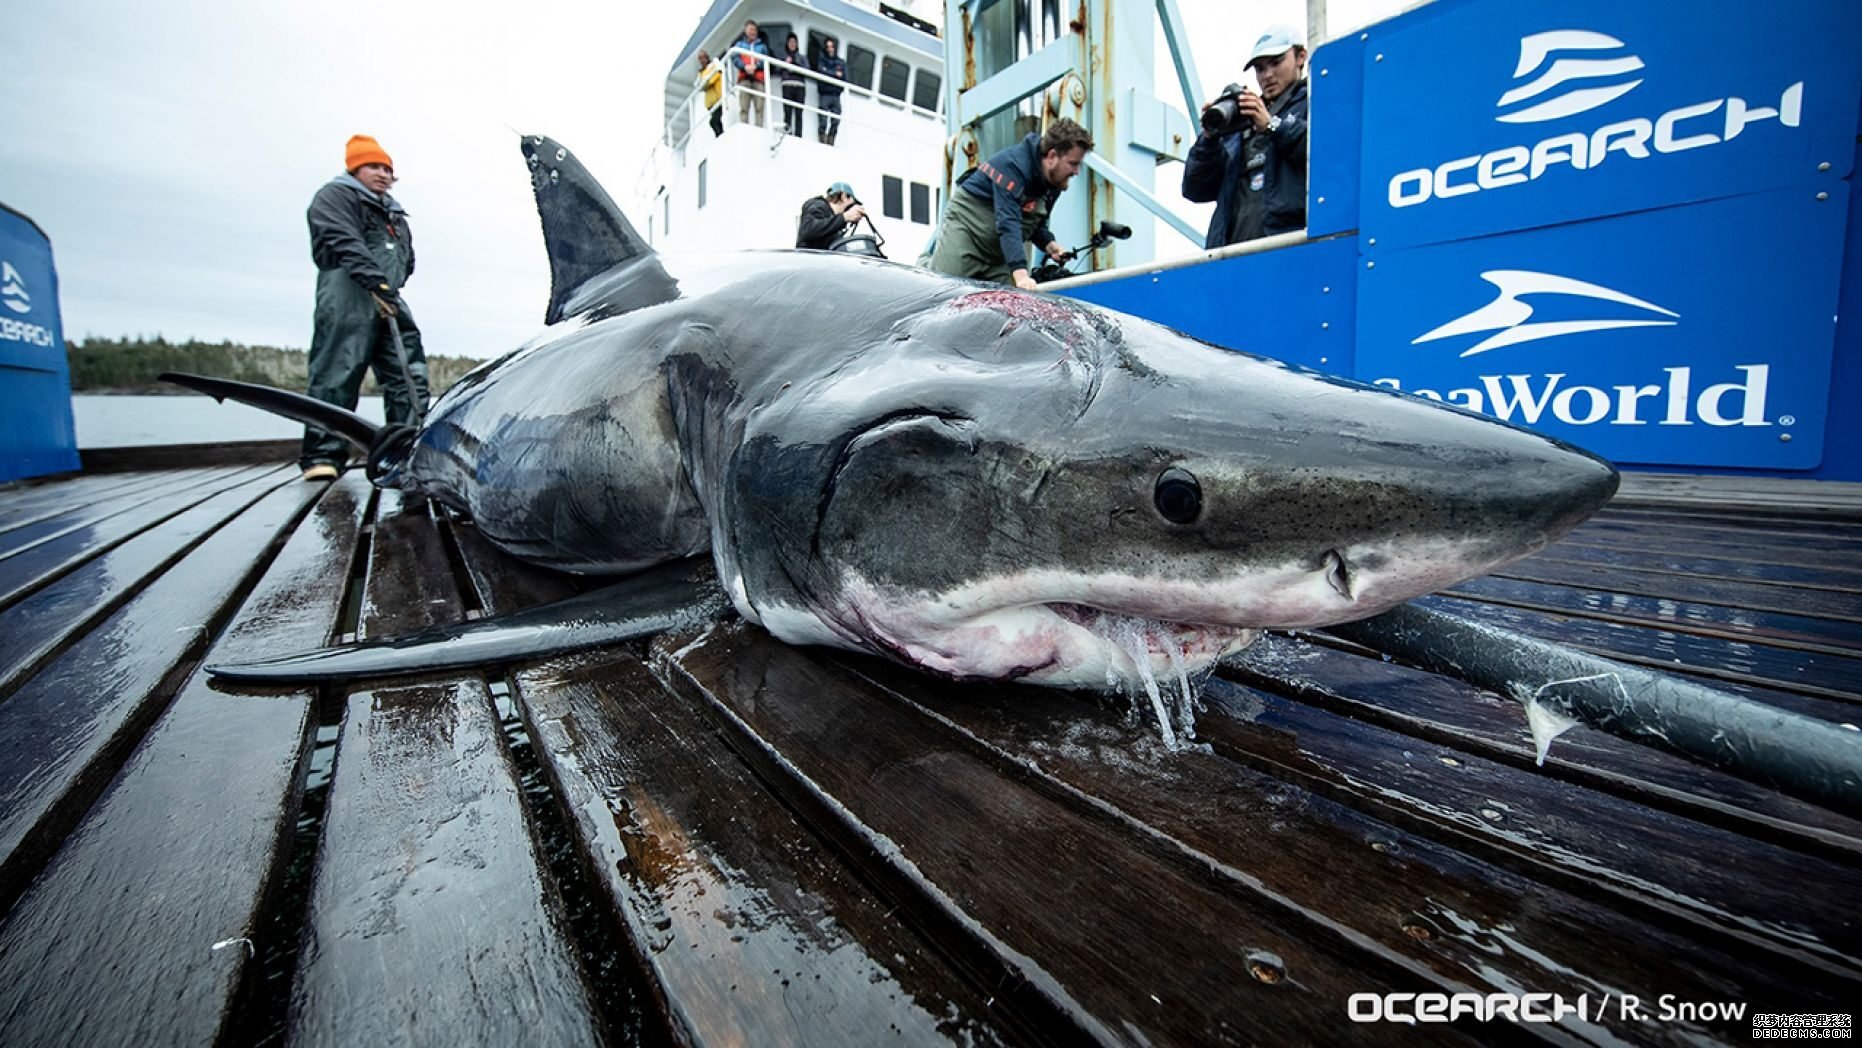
[160,371,413,481]
[521,134,679,323]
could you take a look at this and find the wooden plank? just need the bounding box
[451,533,1014,1043]
[1223,634,1862,860]
[1588,508,1862,540]
[1451,574,1862,654]
[0,467,225,557]
[1610,475,1862,518]
[511,650,1008,1046]
[0,468,312,697]
[654,621,1483,1046]
[832,651,1846,1038]
[0,475,370,1048]
[0,475,325,909]
[1479,561,1862,628]
[0,464,278,612]
[80,439,299,472]
[288,490,603,1047]
[0,469,195,533]
[1416,595,1862,703]
[1519,543,1862,597]
[1188,677,1862,993]
[1562,521,1862,571]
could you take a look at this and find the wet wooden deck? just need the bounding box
[0,457,1856,1045]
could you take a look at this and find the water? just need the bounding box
[1099,613,1205,750]
[70,394,387,448]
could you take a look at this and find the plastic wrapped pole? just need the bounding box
[1324,603,1862,818]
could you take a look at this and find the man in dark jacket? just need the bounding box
[1182,25,1310,248]
[299,134,429,480]
[928,118,1093,289]
[796,182,865,250]
[815,37,847,144]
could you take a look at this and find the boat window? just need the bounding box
[698,160,707,210]
[759,22,793,63]
[910,182,930,224]
[806,31,830,70]
[882,175,904,220]
[879,57,910,103]
[663,194,671,238]
[846,44,876,90]
[913,70,941,113]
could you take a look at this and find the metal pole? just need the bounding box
[380,307,425,429]
[1307,0,1328,47]
[1325,602,1862,818]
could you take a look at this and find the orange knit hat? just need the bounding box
[345,134,394,172]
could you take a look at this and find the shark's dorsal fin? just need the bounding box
[522,134,678,323]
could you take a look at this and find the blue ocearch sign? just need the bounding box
[1356,187,1846,469]
[0,207,63,371]
[1358,0,1860,249]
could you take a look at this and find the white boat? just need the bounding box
[645,0,949,262]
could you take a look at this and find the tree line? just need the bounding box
[66,336,482,394]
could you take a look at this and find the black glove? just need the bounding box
[370,285,399,318]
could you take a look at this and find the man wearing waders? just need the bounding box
[299,134,429,480]
[927,118,1092,291]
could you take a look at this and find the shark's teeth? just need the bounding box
[1046,602,1257,660]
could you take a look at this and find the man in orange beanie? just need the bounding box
[299,134,430,480]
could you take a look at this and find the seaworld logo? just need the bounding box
[1375,269,1771,428]
[1387,28,1803,209]
[1496,31,1645,124]
[1410,269,1677,357]
[1,261,30,315]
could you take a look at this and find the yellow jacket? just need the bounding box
[701,62,724,110]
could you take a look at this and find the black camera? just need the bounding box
[1201,82,1250,135]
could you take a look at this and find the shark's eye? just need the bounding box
[1154,467,1202,524]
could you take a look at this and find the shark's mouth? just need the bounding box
[1045,602,1257,662]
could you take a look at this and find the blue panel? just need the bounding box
[1814,133,1862,481]
[0,204,78,483]
[1358,0,1862,250]
[1305,34,1363,238]
[0,366,80,483]
[1356,187,1845,471]
[1059,236,1358,374]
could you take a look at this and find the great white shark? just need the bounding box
[165,134,1620,690]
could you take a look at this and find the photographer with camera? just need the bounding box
[796,182,866,250]
[929,118,1093,290]
[1182,25,1309,248]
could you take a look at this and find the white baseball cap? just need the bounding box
[1246,24,1307,69]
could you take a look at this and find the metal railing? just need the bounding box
[664,46,943,153]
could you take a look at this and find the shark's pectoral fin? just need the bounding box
[207,557,729,683]
[160,372,382,451]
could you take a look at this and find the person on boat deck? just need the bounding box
[1182,24,1310,248]
[732,20,771,129]
[796,182,866,250]
[778,32,809,138]
[815,37,847,144]
[696,49,725,137]
[928,118,1093,291]
[299,135,429,482]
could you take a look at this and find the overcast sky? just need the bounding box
[2,0,1405,360]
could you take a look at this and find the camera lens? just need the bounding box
[1201,97,1239,133]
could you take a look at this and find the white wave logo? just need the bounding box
[1413,270,1678,357]
[1497,30,1644,123]
[0,262,29,315]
